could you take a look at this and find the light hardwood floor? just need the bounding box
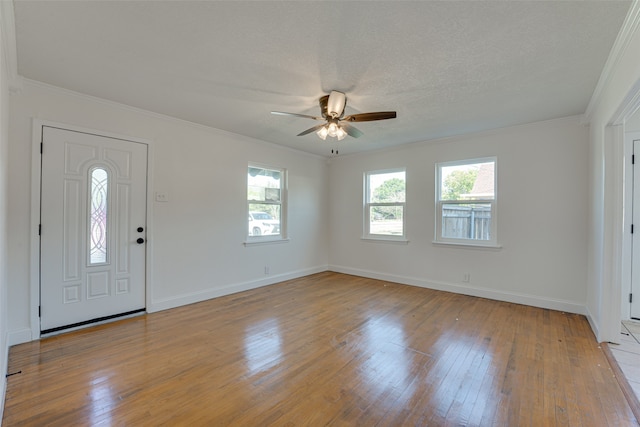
[3,272,638,426]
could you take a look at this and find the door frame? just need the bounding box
[622,131,640,321]
[602,84,640,343]
[623,132,640,320]
[29,119,155,340]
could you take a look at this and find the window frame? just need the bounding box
[434,157,499,248]
[245,163,288,245]
[363,168,408,242]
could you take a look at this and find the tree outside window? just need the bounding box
[365,169,406,239]
[436,158,497,246]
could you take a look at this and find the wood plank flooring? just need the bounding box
[3,272,638,426]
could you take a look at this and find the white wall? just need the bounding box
[585,2,640,342]
[627,108,640,132]
[0,3,9,420]
[7,80,329,343]
[328,117,589,313]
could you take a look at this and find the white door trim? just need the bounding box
[602,123,625,343]
[29,119,155,341]
[599,111,640,342]
[621,131,639,321]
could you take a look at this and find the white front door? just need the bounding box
[40,126,148,333]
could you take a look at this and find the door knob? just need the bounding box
[136,238,145,244]
[137,227,144,233]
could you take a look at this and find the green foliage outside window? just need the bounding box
[371,177,405,220]
[442,169,478,200]
[372,178,405,203]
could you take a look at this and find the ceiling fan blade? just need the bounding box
[342,111,397,122]
[340,122,363,138]
[297,123,327,136]
[271,111,324,121]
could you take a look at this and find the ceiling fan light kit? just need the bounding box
[271,90,397,143]
[317,119,347,141]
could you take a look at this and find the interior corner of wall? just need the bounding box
[585,305,602,342]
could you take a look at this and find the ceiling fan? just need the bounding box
[271,91,397,141]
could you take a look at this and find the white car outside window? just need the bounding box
[248,211,280,236]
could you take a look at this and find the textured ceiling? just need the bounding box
[13,1,631,156]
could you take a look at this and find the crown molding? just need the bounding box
[584,1,640,122]
[0,0,22,93]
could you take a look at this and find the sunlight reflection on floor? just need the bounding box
[244,318,283,375]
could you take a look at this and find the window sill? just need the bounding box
[361,237,409,245]
[432,240,502,250]
[244,238,290,247]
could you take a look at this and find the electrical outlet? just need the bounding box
[463,273,470,283]
[264,266,270,275]
[155,192,169,202]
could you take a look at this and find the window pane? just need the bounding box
[368,171,405,203]
[441,203,491,240]
[89,168,108,264]
[440,161,494,201]
[248,204,281,236]
[247,164,286,240]
[248,168,281,202]
[369,206,403,236]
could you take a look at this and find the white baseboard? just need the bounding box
[148,265,329,313]
[1,330,8,423]
[7,328,32,346]
[329,265,588,315]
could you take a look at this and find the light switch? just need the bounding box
[155,192,169,202]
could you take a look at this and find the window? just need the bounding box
[364,169,406,240]
[435,157,497,246]
[247,164,286,241]
[89,167,109,264]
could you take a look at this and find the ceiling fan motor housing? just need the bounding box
[323,91,347,118]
